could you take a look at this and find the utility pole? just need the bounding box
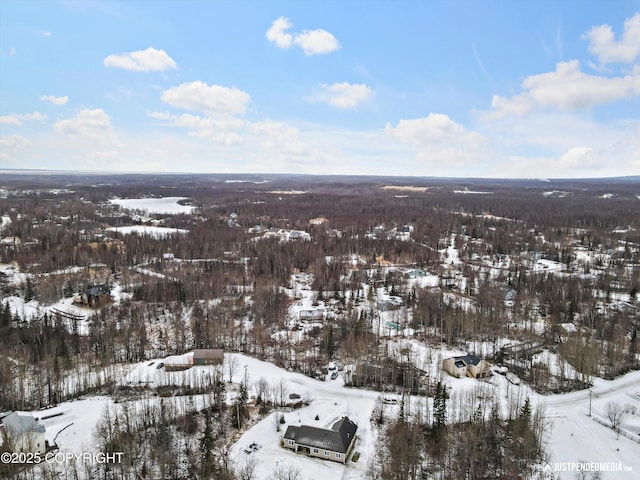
[588,390,592,417]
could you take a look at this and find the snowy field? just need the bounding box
[106,225,188,238]
[108,197,196,214]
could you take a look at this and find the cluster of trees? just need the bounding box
[0,174,638,478]
[370,386,547,480]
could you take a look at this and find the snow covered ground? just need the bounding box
[226,355,378,480]
[15,353,640,479]
[108,197,196,214]
[544,371,640,479]
[106,225,188,238]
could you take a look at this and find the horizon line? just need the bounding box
[0,168,638,182]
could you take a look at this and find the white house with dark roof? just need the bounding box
[283,416,357,464]
[0,412,46,454]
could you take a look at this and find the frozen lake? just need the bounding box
[109,197,195,214]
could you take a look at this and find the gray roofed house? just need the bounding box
[283,416,357,463]
[78,284,111,308]
[192,348,224,365]
[0,412,46,454]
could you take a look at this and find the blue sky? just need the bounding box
[1,0,639,177]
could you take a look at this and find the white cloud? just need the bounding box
[38,30,51,37]
[583,13,640,64]
[266,17,339,55]
[386,114,486,166]
[386,114,482,145]
[294,29,340,55]
[489,60,640,117]
[556,146,595,168]
[0,116,22,126]
[54,109,118,144]
[0,134,30,163]
[161,81,250,116]
[266,17,293,49]
[485,115,640,178]
[149,111,245,145]
[39,95,69,106]
[248,120,326,170]
[103,47,177,72]
[309,82,374,109]
[0,112,47,126]
[492,141,635,179]
[0,134,30,149]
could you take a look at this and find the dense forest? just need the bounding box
[1,173,638,479]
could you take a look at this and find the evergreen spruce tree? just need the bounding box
[200,414,214,470]
[432,381,447,441]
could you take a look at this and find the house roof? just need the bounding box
[86,284,110,296]
[284,416,357,453]
[1,412,45,439]
[193,349,224,360]
[453,354,483,366]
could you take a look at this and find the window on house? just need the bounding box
[324,451,329,456]
[336,453,341,459]
[312,448,318,453]
[288,440,294,445]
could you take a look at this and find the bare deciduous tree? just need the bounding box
[226,355,239,383]
[276,378,288,407]
[606,401,626,439]
[270,464,302,480]
[236,455,259,480]
[255,377,269,404]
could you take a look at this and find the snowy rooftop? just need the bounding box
[284,416,357,454]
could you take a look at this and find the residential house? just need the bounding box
[500,341,544,361]
[77,284,111,308]
[192,348,224,366]
[442,354,491,378]
[283,416,357,464]
[404,268,428,279]
[164,349,224,371]
[299,309,325,322]
[0,412,46,454]
[504,289,517,307]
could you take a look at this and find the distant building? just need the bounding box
[163,356,193,372]
[283,416,357,464]
[500,341,544,361]
[442,354,491,378]
[76,284,111,308]
[0,412,46,454]
[299,309,325,322]
[192,349,224,365]
[404,268,428,279]
[163,349,224,371]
